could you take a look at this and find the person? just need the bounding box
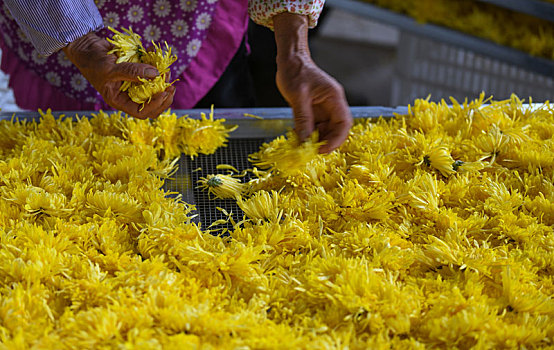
[0,0,352,152]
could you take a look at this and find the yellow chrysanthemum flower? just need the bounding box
[452,160,485,173]
[408,172,442,212]
[474,125,510,164]
[197,174,245,199]
[127,75,173,106]
[127,41,178,107]
[236,190,282,222]
[142,41,177,75]
[107,27,145,64]
[418,145,456,177]
[179,106,236,157]
[249,131,325,177]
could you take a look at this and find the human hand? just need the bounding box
[276,55,352,153]
[63,32,175,119]
[273,13,352,153]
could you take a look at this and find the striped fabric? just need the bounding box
[4,0,104,56]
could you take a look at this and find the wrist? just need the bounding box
[63,32,100,64]
[273,12,312,66]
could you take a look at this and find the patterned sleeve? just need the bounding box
[3,0,104,56]
[248,0,326,30]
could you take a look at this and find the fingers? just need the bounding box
[318,99,353,154]
[140,85,176,118]
[318,117,352,154]
[291,92,315,142]
[109,62,159,83]
[110,92,147,119]
[109,85,175,119]
[291,83,352,153]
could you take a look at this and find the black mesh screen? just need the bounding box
[163,138,267,233]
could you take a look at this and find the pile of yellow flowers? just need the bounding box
[108,27,177,108]
[1,94,554,348]
[361,0,554,60]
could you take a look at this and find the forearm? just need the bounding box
[273,12,312,66]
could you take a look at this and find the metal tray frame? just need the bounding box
[0,106,408,138]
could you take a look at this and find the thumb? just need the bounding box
[109,62,159,82]
[292,99,315,142]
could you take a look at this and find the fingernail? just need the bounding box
[144,68,159,79]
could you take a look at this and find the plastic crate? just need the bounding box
[391,32,554,105]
